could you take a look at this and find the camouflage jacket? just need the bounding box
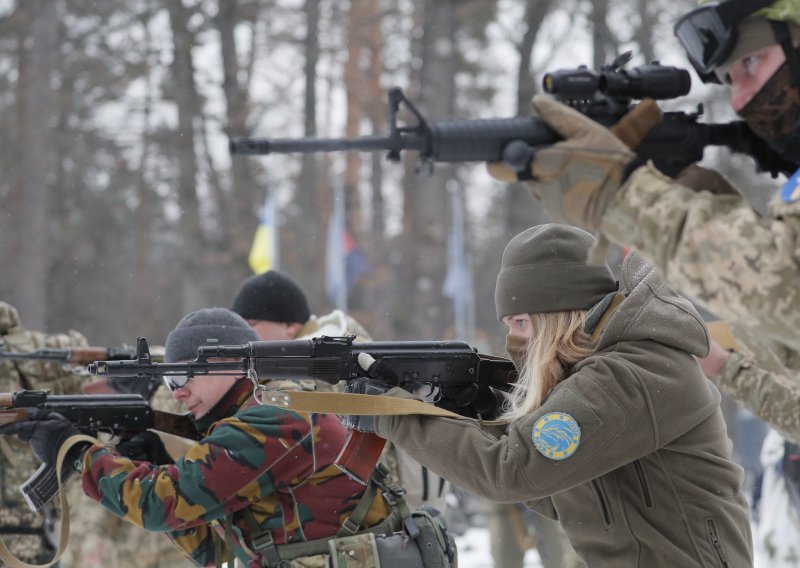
[80,379,389,567]
[0,303,88,562]
[602,162,800,351]
[716,322,800,443]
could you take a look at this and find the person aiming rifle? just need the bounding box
[1,308,457,567]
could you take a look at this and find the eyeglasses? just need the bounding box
[163,375,193,392]
[674,0,776,83]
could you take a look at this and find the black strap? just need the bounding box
[241,508,287,568]
[770,21,800,87]
[717,0,775,26]
[0,526,46,536]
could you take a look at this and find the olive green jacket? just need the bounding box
[375,253,753,568]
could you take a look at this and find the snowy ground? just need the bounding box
[455,527,543,568]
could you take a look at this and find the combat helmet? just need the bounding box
[675,0,800,162]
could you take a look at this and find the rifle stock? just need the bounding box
[0,390,200,511]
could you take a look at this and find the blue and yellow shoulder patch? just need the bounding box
[532,412,581,461]
[780,168,800,204]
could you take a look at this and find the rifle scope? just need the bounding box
[543,62,691,101]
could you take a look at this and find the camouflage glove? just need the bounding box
[0,408,87,469]
[488,96,663,230]
[116,431,174,465]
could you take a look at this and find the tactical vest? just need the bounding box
[212,462,456,568]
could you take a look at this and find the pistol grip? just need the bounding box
[334,430,387,485]
[20,462,60,512]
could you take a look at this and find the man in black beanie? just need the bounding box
[231,269,371,342]
[231,270,452,513]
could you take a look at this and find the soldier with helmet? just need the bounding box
[487,0,800,444]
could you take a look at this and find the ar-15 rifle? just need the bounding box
[0,342,165,400]
[0,390,199,511]
[229,51,795,178]
[89,336,517,483]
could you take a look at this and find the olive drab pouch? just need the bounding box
[328,506,455,568]
[401,506,456,568]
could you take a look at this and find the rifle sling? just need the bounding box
[258,390,508,426]
[0,433,98,568]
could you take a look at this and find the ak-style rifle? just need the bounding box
[0,390,199,511]
[89,336,517,483]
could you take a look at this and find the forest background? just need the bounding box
[0,0,780,353]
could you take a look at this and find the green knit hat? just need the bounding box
[495,224,617,319]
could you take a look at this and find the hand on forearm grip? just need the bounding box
[116,431,174,465]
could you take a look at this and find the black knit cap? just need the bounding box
[231,270,311,324]
[165,308,259,363]
[495,224,617,319]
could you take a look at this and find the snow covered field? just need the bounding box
[455,527,543,568]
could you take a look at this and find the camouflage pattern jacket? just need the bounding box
[601,163,800,438]
[81,379,389,567]
[602,162,800,351]
[716,324,800,442]
[0,302,88,563]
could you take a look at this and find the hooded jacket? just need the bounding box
[374,253,753,568]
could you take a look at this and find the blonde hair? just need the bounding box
[501,310,595,423]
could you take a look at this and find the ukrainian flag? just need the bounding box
[248,192,279,274]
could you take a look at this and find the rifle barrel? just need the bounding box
[230,135,422,156]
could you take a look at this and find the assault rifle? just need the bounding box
[0,390,199,511]
[89,336,517,482]
[0,342,164,400]
[229,51,795,178]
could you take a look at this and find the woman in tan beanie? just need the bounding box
[373,223,753,567]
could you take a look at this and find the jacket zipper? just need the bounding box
[633,460,653,508]
[706,518,729,567]
[591,479,613,528]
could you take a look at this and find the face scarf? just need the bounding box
[739,56,800,163]
[505,334,529,371]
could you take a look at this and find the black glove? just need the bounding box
[116,431,174,465]
[0,408,87,470]
[340,376,390,434]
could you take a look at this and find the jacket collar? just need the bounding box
[192,378,253,433]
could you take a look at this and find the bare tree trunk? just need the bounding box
[634,0,657,64]
[397,0,458,339]
[166,0,205,313]
[590,0,614,70]
[216,0,257,281]
[284,0,324,300]
[14,0,58,328]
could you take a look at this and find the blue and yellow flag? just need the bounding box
[248,192,279,274]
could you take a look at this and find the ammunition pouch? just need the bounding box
[235,464,456,568]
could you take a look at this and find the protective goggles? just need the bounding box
[163,375,193,392]
[674,0,776,82]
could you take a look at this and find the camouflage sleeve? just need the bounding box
[717,351,800,443]
[81,405,314,533]
[601,163,800,346]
